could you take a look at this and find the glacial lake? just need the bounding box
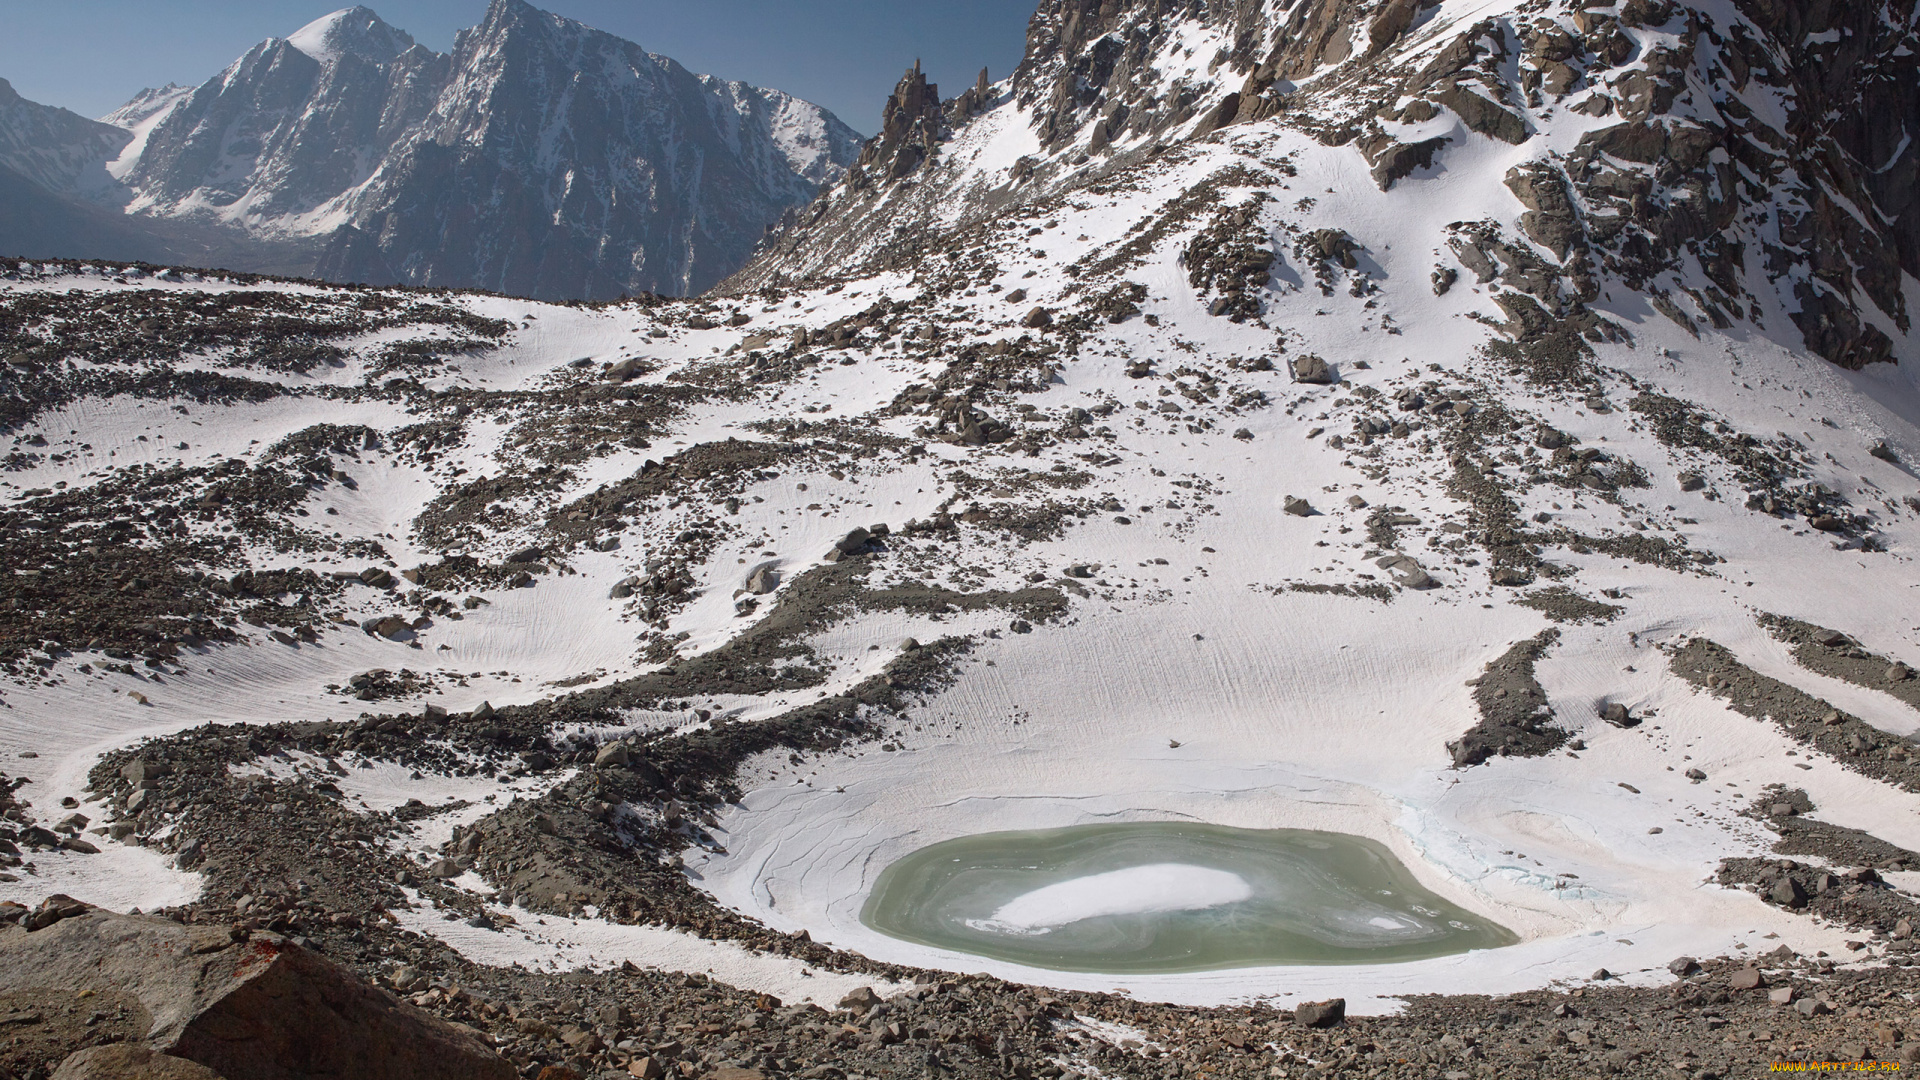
[860,823,1516,973]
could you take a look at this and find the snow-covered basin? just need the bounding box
[693,591,1867,1012]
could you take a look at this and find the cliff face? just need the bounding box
[1721,0,1920,366]
[730,0,1918,371]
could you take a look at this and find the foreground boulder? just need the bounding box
[0,901,514,1080]
[53,1044,227,1080]
[1294,997,1346,1027]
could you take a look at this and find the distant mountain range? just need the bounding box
[0,1,863,298]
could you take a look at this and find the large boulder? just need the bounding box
[1294,998,1346,1028]
[0,903,515,1080]
[1291,354,1335,384]
[1364,134,1449,190]
[1375,554,1438,589]
[1431,82,1530,144]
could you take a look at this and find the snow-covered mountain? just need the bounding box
[8,2,864,298]
[0,77,130,194]
[5,0,1920,1072]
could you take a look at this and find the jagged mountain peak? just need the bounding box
[481,0,544,22]
[461,0,592,54]
[284,6,416,65]
[97,84,192,128]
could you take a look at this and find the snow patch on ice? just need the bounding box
[971,865,1254,934]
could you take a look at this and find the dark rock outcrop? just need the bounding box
[312,224,402,288]
[852,62,945,183]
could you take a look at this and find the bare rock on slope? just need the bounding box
[0,902,514,1080]
[1504,163,1583,260]
[1449,630,1568,767]
[53,1044,228,1080]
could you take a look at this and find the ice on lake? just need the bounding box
[861,823,1515,973]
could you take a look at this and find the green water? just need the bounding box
[860,822,1516,973]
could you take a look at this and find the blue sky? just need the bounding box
[0,0,1040,134]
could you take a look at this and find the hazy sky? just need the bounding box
[0,0,1041,135]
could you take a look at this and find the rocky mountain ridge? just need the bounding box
[0,77,129,195]
[731,0,1916,375]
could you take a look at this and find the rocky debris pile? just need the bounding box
[1630,391,1819,499]
[544,441,794,544]
[332,668,438,702]
[3,774,103,865]
[1540,442,1650,497]
[86,736,432,940]
[1744,483,1868,538]
[930,401,1015,447]
[0,901,513,1080]
[69,552,1065,977]
[1668,637,1920,793]
[0,769,49,881]
[1513,586,1624,624]
[891,337,1068,410]
[1751,789,1918,876]
[0,507,236,667]
[0,285,506,385]
[1181,201,1277,322]
[1717,853,1914,938]
[370,957,1920,1078]
[17,896,1920,1080]
[1077,281,1147,325]
[404,369,774,555]
[1415,386,1717,580]
[1449,630,1569,767]
[1761,615,1920,714]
